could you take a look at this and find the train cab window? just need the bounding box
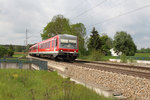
[60,38,77,49]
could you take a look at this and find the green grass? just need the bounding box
[12,54,24,57]
[78,53,150,61]
[0,69,115,100]
[78,55,117,61]
[135,53,150,57]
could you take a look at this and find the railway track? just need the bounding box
[29,56,150,79]
[75,60,150,71]
[73,61,150,79]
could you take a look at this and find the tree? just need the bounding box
[15,46,23,52]
[87,27,101,51]
[71,23,87,55]
[100,35,113,56]
[41,14,87,56]
[41,15,71,40]
[137,48,150,53]
[113,31,137,56]
[7,45,14,57]
[0,46,8,57]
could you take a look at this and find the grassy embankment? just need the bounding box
[0,69,115,100]
[78,53,150,61]
[78,55,117,61]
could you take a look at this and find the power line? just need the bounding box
[71,0,107,20]
[87,4,150,28]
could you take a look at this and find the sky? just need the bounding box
[0,0,150,49]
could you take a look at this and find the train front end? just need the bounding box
[58,34,78,61]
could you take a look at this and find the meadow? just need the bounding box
[78,53,150,61]
[0,69,115,100]
[135,53,150,57]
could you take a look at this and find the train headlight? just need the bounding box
[74,51,76,52]
[61,50,63,52]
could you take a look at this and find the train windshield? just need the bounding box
[60,39,77,49]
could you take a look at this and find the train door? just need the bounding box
[54,38,57,52]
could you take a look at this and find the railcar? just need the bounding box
[29,34,78,61]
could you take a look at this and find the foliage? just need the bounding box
[71,23,87,56]
[41,14,87,56]
[120,54,127,63]
[113,31,137,56]
[128,57,136,63]
[87,28,113,56]
[0,46,8,57]
[87,27,101,51]
[0,69,115,100]
[135,53,150,57]
[7,45,15,57]
[137,48,150,53]
[15,46,23,52]
[89,49,104,61]
[41,15,71,40]
[100,35,113,56]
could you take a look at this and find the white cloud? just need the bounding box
[143,36,150,40]
[0,0,150,49]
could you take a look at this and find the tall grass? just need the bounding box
[135,53,150,57]
[0,69,115,100]
[12,54,24,57]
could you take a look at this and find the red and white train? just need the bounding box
[29,34,78,61]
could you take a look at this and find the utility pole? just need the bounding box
[25,28,28,56]
[26,28,28,46]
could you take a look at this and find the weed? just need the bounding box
[120,54,127,63]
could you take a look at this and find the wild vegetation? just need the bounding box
[0,44,26,52]
[0,69,115,100]
[39,14,140,61]
[41,15,87,56]
[136,48,150,53]
[0,45,14,57]
[113,31,137,56]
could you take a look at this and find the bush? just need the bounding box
[120,54,127,63]
[90,49,104,61]
[128,57,136,63]
[0,46,8,57]
[8,49,14,57]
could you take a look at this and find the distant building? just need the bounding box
[110,48,122,56]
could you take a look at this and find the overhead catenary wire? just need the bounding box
[87,3,150,28]
[71,0,107,20]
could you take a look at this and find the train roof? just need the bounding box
[29,34,77,49]
[58,34,77,37]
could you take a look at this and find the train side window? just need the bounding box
[50,41,51,48]
[55,38,57,46]
[52,40,53,48]
[44,43,46,48]
[49,41,50,48]
[42,43,43,49]
[47,42,49,48]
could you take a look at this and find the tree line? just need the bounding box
[0,14,146,58]
[137,48,150,53]
[41,15,86,56]
[41,14,137,57]
[0,45,14,57]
